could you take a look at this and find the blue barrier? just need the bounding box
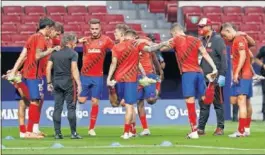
[1,100,217,127]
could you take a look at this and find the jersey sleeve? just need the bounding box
[168,37,177,48]
[111,45,119,58]
[137,42,147,51]
[36,36,47,51]
[105,37,114,49]
[71,52,78,62]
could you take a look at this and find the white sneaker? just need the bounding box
[20,132,26,138]
[88,129,96,136]
[244,128,250,136]
[139,129,151,136]
[129,132,137,137]
[187,131,199,139]
[121,133,130,139]
[228,131,245,138]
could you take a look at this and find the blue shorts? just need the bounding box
[116,82,138,104]
[80,76,103,99]
[24,78,44,100]
[138,74,157,100]
[231,79,253,98]
[182,72,206,98]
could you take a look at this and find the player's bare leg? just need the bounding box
[137,99,151,136]
[88,97,99,136]
[245,99,252,136]
[229,94,247,138]
[108,87,119,107]
[18,100,27,138]
[186,97,199,139]
[122,104,134,139]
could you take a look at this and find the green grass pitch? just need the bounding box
[2,121,265,154]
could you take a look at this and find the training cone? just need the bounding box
[110,142,121,147]
[4,136,14,140]
[51,143,64,149]
[160,141,173,147]
[1,145,6,149]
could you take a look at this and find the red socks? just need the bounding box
[27,104,39,132]
[140,115,148,129]
[130,122,136,134]
[238,118,246,134]
[89,105,99,130]
[19,125,26,133]
[124,124,131,133]
[36,99,44,123]
[186,102,197,132]
[245,117,251,128]
[156,81,161,92]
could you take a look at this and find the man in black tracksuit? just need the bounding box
[197,18,228,135]
[46,32,82,139]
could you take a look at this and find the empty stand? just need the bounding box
[64,24,81,32]
[46,6,66,15]
[21,15,41,24]
[10,34,30,44]
[239,24,261,32]
[148,1,165,13]
[223,6,242,15]
[132,0,148,4]
[221,15,242,24]
[202,6,222,15]
[3,6,23,15]
[104,14,124,23]
[47,15,64,23]
[64,15,85,24]
[67,6,88,15]
[127,23,143,31]
[244,6,264,15]
[2,15,21,24]
[1,24,17,34]
[24,6,45,15]
[102,24,116,32]
[182,6,201,14]
[88,6,107,14]
[242,15,263,24]
[184,13,202,31]
[205,14,221,23]
[165,2,178,22]
[17,24,37,34]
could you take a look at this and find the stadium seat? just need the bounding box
[132,0,148,4]
[247,32,259,41]
[46,6,66,15]
[153,33,161,43]
[202,6,222,15]
[211,22,221,32]
[64,24,81,32]
[2,6,23,15]
[127,24,143,31]
[182,6,201,14]
[148,1,166,13]
[88,6,107,14]
[17,24,37,34]
[242,15,263,24]
[2,15,21,24]
[64,15,85,24]
[105,31,115,40]
[80,24,90,31]
[104,14,124,23]
[258,34,265,42]
[184,13,202,31]
[24,6,45,16]
[2,34,11,42]
[10,34,30,44]
[21,15,41,24]
[260,26,265,33]
[166,2,178,22]
[223,6,243,15]
[109,10,138,19]
[47,15,64,23]
[102,24,116,32]
[67,6,88,15]
[204,14,221,23]
[239,24,260,32]
[244,6,264,15]
[221,15,242,23]
[1,24,17,34]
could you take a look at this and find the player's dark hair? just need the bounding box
[125,29,137,37]
[147,33,156,42]
[54,22,64,34]
[220,22,237,32]
[38,17,55,30]
[90,18,101,25]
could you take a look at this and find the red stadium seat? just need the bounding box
[204,14,221,23]
[102,24,116,32]
[153,33,161,43]
[10,34,30,44]
[47,15,64,23]
[242,15,263,24]
[202,6,222,15]
[182,6,201,14]
[64,24,81,32]
[84,15,106,23]
[80,24,90,31]
[127,24,142,31]
[258,34,265,42]
[132,0,148,4]
[2,34,11,42]
[24,6,45,16]
[148,1,166,13]
[67,6,88,15]
[105,31,115,40]
[2,15,21,24]
[1,25,17,34]
[3,6,23,15]
[223,6,243,15]
[166,2,178,22]
[21,15,41,24]
[88,6,107,14]
[104,14,124,23]
[184,13,202,31]
[211,22,221,32]
[17,24,37,34]
[244,6,264,15]
[46,6,66,15]
[64,15,85,24]
[260,26,265,33]
[247,32,259,41]
[239,24,261,32]
[221,15,242,23]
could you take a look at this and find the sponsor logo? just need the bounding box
[165,105,200,120]
[87,48,101,53]
[1,109,29,120]
[46,107,89,121]
[103,107,152,118]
